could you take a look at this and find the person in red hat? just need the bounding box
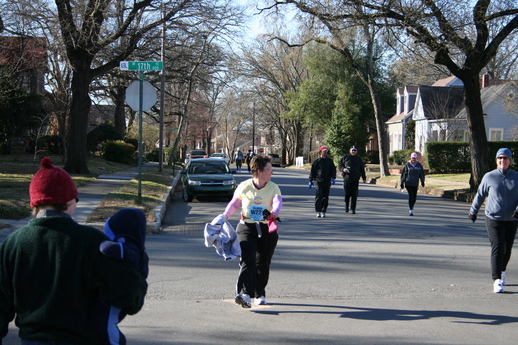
[0,157,147,345]
[309,146,337,218]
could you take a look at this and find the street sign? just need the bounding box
[120,61,163,71]
[126,80,157,111]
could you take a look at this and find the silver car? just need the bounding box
[267,153,281,167]
[210,152,231,165]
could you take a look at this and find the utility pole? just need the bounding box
[158,4,166,171]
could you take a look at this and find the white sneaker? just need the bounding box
[501,271,506,285]
[235,294,252,308]
[316,212,321,218]
[493,279,504,293]
[321,212,326,218]
[255,296,267,305]
[409,210,414,216]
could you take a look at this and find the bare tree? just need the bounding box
[233,35,309,164]
[48,0,241,174]
[286,0,518,189]
[263,1,393,176]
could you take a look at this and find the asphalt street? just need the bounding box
[3,167,518,344]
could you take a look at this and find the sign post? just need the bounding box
[120,61,162,203]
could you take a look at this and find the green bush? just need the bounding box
[391,149,414,165]
[124,138,138,150]
[364,150,379,164]
[87,122,123,153]
[425,141,518,173]
[37,135,64,154]
[146,148,162,162]
[101,140,136,164]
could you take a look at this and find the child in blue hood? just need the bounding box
[95,208,149,345]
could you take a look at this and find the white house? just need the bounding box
[385,86,417,155]
[387,76,518,156]
[413,85,465,153]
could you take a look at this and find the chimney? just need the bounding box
[482,74,490,88]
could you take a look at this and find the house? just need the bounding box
[456,80,518,142]
[385,86,418,154]
[0,36,47,94]
[387,75,518,156]
[413,85,465,153]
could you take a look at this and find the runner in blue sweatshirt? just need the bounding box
[469,148,518,293]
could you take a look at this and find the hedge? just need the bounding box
[425,141,518,173]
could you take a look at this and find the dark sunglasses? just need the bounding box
[75,197,79,203]
[497,156,510,160]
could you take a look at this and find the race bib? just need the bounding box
[248,205,267,221]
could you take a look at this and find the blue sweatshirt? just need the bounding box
[470,168,518,221]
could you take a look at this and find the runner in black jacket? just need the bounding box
[309,146,336,218]
[338,146,366,214]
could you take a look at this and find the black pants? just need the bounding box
[236,159,242,170]
[236,222,279,298]
[315,181,331,213]
[343,181,359,211]
[406,185,418,210]
[486,218,517,280]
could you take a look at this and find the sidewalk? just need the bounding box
[0,162,169,241]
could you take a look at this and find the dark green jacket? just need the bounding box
[0,216,147,344]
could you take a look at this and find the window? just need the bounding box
[489,128,503,141]
[452,129,468,141]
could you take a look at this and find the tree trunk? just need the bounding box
[365,76,390,177]
[64,71,92,174]
[114,84,127,137]
[460,74,489,190]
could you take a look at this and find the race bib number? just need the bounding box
[248,205,267,221]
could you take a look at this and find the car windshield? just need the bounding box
[212,154,224,157]
[188,161,229,174]
[269,154,279,158]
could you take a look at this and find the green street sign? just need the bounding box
[120,61,163,71]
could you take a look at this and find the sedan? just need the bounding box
[267,153,282,167]
[181,158,236,202]
[210,152,231,165]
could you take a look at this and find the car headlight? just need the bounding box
[223,180,236,186]
[187,180,201,186]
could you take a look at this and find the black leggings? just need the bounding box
[406,185,418,210]
[485,218,517,280]
[236,222,279,298]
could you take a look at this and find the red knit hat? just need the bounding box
[29,157,78,208]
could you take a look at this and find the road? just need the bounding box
[3,167,518,344]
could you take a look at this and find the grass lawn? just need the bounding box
[0,154,176,222]
[86,167,177,223]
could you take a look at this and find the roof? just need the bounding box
[418,86,464,119]
[0,36,47,69]
[432,76,462,87]
[386,110,414,123]
[456,81,518,118]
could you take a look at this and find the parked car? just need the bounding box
[210,152,231,165]
[185,149,208,163]
[267,153,281,167]
[180,158,236,202]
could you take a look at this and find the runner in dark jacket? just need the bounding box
[400,152,425,216]
[309,146,336,218]
[338,146,366,214]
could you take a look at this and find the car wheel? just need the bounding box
[182,188,193,202]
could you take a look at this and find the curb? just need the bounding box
[150,170,181,234]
